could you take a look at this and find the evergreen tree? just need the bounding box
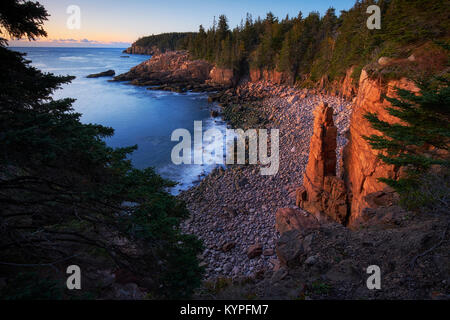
[277,30,294,73]
[130,0,449,87]
[216,14,230,43]
[364,77,450,209]
[135,32,194,52]
[310,8,338,82]
[0,0,203,299]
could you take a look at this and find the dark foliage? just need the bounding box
[0,0,203,299]
[0,0,48,44]
[134,32,195,52]
[134,0,449,86]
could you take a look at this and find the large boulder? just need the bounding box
[275,208,319,235]
[378,56,394,66]
[247,244,263,259]
[276,229,305,267]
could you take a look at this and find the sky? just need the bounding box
[9,0,356,48]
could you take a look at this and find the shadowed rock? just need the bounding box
[87,70,115,78]
[275,208,320,235]
[247,244,263,259]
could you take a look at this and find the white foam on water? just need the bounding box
[59,56,88,61]
[160,115,234,195]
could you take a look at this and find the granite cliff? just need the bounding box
[295,67,423,227]
[114,51,235,91]
[123,44,160,55]
[116,49,442,229]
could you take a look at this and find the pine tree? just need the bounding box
[216,14,230,43]
[364,77,450,208]
[0,0,203,299]
[277,30,293,73]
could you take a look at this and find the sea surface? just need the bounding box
[11,47,227,194]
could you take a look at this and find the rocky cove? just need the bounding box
[178,87,352,280]
[112,50,449,299]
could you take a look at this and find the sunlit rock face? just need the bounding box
[114,51,213,84]
[342,70,419,226]
[296,73,421,226]
[296,102,348,224]
[123,44,161,55]
[249,68,294,85]
[207,66,237,87]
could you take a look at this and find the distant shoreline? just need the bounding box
[8,46,130,49]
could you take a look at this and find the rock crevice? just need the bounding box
[295,69,421,228]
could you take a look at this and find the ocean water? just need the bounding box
[11,47,227,194]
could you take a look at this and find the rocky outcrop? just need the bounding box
[296,102,348,224]
[86,70,115,78]
[114,51,234,91]
[250,68,294,85]
[123,44,160,55]
[114,51,213,86]
[297,70,422,227]
[249,210,449,300]
[318,67,358,99]
[339,66,358,99]
[275,209,321,268]
[342,70,419,226]
[275,208,321,235]
[207,66,237,87]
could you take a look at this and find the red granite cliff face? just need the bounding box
[207,66,237,87]
[115,51,237,88]
[123,44,161,55]
[250,68,294,85]
[117,51,361,93]
[317,66,358,99]
[296,69,420,227]
[342,70,420,226]
[114,51,213,84]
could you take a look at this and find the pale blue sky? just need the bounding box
[10,0,356,47]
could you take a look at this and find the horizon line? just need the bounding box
[9,46,129,48]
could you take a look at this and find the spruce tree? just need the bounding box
[216,14,230,43]
[364,77,450,209]
[0,0,203,299]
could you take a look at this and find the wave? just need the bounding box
[59,56,88,61]
[159,116,231,195]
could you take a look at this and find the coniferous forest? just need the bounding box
[0,0,202,300]
[136,0,449,85]
[0,0,449,306]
